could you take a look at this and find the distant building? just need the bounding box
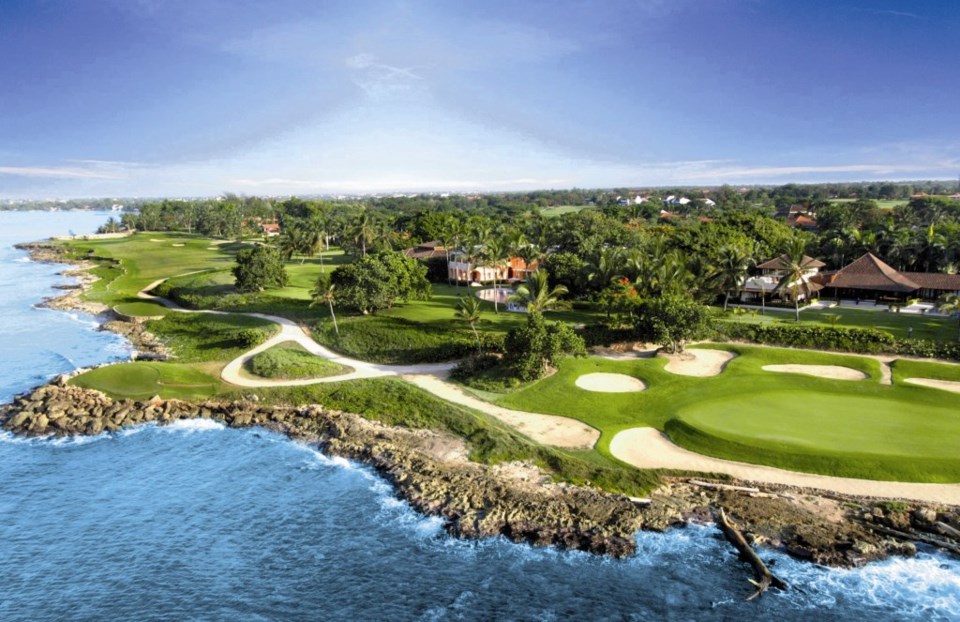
[261,223,281,237]
[402,241,447,260]
[447,251,537,284]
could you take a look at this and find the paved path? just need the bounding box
[610,427,960,505]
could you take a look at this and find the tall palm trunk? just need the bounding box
[328,299,339,337]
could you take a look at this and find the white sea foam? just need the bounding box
[14,256,31,263]
[161,418,225,433]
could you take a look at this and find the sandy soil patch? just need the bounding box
[149,239,163,242]
[762,364,867,381]
[575,373,646,393]
[591,342,660,360]
[904,377,960,394]
[171,243,185,247]
[663,349,736,377]
[402,375,600,449]
[609,427,960,505]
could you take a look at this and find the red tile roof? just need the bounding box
[900,272,960,291]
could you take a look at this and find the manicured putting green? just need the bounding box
[676,391,959,459]
[71,362,220,400]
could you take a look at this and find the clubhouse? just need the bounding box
[818,253,960,303]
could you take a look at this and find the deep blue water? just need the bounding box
[0,211,958,621]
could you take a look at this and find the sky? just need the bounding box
[1,0,959,198]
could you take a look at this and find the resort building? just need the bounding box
[740,254,825,303]
[402,241,448,260]
[447,251,537,284]
[819,253,960,302]
[260,222,281,237]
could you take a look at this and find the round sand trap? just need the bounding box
[663,349,736,377]
[575,373,646,393]
[762,364,867,381]
[149,239,163,242]
[171,243,185,247]
[904,377,960,394]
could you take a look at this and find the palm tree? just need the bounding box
[915,224,947,272]
[775,240,815,322]
[509,269,568,313]
[587,247,625,292]
[276,228,302,262]
[483,236,509,313]
[939,293,960,342]
[307,214,328,269]
[455,295,484,352]
[352,210,376,257]
[713,245,755,311]
[310,282,339,337]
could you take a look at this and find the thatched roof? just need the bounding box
[828,253,919,293]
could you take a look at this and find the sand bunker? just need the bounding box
[663,349,736,377]
[149,239,163,242]
[575,373,646,393]
[171,243,185,247]
[762,364,867,381]
[904,377,960,394]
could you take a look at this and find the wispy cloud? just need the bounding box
[0,165,126,180]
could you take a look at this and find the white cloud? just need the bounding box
[0,165,126,180]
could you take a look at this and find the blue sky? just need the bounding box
[1,0,958,198]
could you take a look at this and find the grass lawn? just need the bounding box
[496,344,960,482]
[890,358,960,383]
[539,205,596,218]
[71,362,224,401]
[146,313,279,363]
[244,341,351,379]
[830,198,907,210]
[722,305,957,341]
[63,232,243,317]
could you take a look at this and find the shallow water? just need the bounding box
[0,212,957,621]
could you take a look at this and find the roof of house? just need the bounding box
[827,253,919,293]
[757,254,826,270]
[900,272,960,291]
[788,214,818,229]
[261,223,280,232]
[402,241,447,260]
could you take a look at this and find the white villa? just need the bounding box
[740,254,825,303]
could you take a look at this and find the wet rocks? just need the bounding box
[0,384,644,557]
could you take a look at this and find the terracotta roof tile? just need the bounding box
[828,253,918,293]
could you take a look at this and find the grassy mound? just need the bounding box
[891,358,960,383]
[146,313,278,362]
[244,341,350,379]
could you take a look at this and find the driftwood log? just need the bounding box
[715,507,788,600]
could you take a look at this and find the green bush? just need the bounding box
[715,322,960,361]
[245,342,348,379]
[238,328,268,348]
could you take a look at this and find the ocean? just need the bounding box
[0,211,957,621]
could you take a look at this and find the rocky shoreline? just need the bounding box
[15,241,169,359]
[9,238,960,573]
[3,382,959,568]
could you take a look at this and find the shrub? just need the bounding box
[504,312,586,381]
[233,245,288,293]
[238,328,268,348]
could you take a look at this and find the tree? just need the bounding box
[939,293,960,341]
[504,311,586,381]
[508,269,568,313]
[634,295,709,353]
[330,251,430,314]
[233,245,289,293]
[455,295,483,352]
[483,236,508,313]
[775,239,815,322]
[310,273,339,337]
[713,244,755,311]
